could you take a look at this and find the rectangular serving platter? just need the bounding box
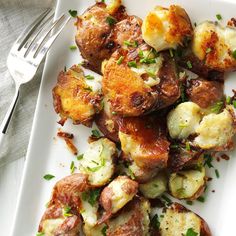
[11,0,236,235]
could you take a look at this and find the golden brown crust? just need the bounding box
[52,65,102,127]
[118,115,170,169]
[186,78,224,108]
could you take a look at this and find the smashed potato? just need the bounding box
[99,176,138,218]
[83,223,107,236]
[118,115,170,169]
[79,138,117,187]
[192,21,236,71]
[169,167,206,200]
[167,102,202,140]
[106,198,151,236]
[52,65,102,127]
[194,106,236,150]
[142,5,193,52]
[159,203,212,236]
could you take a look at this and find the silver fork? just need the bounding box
[0,9,70,150]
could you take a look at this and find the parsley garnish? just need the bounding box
[206,48,212,54]
[92,129,101,138]
[216,14,222,20]
[77,154,84,160]
[150,214,160,229]
[70,161,76,174]
[68,10,77,18]
[36,232,45,236]
[87,166,102,172]
[117,56,124,65]
[69,45,77,51]
[162,195,172,204]
[204,153,214,168]
[140,58,156,64]
[127,61,137,68]
[82,189,100,206]
[186,200,193,205]
[138,50,144,58]
[197,196,205,203]
[63,205,73,217]
[84,87,93,92]
[128,166,135,180]
[233,100,236,108]
[112,111,117,115]
[226,96,231,104]
[43,174,55,181]
[186,60,192,69]
[123,40,138,47]
[185,142,191,151]
[215,169,220,178]
[85,75,94,80]
[211,101,223,113]
[232,50,236,59]
[101,225,108,235]
[106,16,117,26]
[185,228,198,236]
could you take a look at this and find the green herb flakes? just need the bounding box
[206,48,212,54]
[85,75,94,80]
[232,50,236,59]
[106,16,117,26]
[127,61,137,68]
[197,196,205,203]
[101,225,108,236]
[186,60,192,69]
[77,154,84,160]
[70,161,76,174]
[211,101,223,113]
[36,232,45,236]
[69,10,77,18]
[63,205,72,217]
[123,40,138,47]
[186,200,193,205]
[43,174,55,181]
[233,100,236,108]
[117,56,124,65]
[215,169,220,178]
[204,154,214,168]
[226,96,231,104]
[92,129,101,138]
[216,14,222,20]
[185,228,198,236]
[69,45,77,51]
[185,142,191,151]
[150,214,160,229]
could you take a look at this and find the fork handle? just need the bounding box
[0,87,20,146]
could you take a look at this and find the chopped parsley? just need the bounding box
[138,50,144,58]
[140,58,156,64]
[215,169,220,178]
[150,214,160,229]
[211,101,223,113]
[85,75,94,80]
[185,228,198,236]
[128,166,135,180]
[70,161,76,174]
[92,129,101,138]
[206,48,212,54]
[112,111,117,115]
[232,50,236,59]
[87,166,102,172]
[186,200,193,205]
[216,14,222,20]
[68,10,77,18]
[63,205,73,217]
[233,100,236,108]
[185,142,191,151]
[84,87,93,92]
[186,60,192,69]
[43,174,55,181]
[123,40,138,47]
[69,45,77,51]
[82,189,100,206]
[197,196,205,203]
[77,154,84,160]
[106,16,117,26]
[101,225,108,236]
[162,195,172,204]
[36,232,45,236]
[226,96,231,104]
[117,56,124,65]
[127,61,137,68]
[204,153,214,168]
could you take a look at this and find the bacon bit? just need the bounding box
[64,138,78,155]
[57,131,74,139]
[221,154,230,161]
[58,117,67,126]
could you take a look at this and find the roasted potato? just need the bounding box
[142,5,193,52]
[118,115,170,169]
[102,49,180,116]
[106,198,151,236]
[186,78,224,109]
[194,106,236,150]
[167,102,202,140]
[159,203,212,236]
[95,97,120,142]
[75,3,117,72]
[79,138,117,187]
[52,65,102,127]
[83,223,107,236]
[192,21,236,71]
[139,172,167,199]
[99,176,138,219]
[169,167,206,200]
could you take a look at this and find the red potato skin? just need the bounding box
[186,78,224,108]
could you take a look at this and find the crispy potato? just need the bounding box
[194,106,236,150]
[139,172,167,199]
[95,97,120,142]
[192,21,236,71]
[169,167,206,200]
[186,78,224,109]
[118,115,170,169]
[99,176,138,219]
[142,5,193,52]
[106,198,151,236]
[52,65,102,127]
[102,49,180,116]
[167,102,202,140]
[75,3,117,72]
[159,203,212,236]
[79,138,117,187]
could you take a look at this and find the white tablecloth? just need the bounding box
[0,1,55,235]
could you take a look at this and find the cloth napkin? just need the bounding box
[0,0,55,167]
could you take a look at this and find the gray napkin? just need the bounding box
[0,0,55,167]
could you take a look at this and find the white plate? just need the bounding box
[11,0,236,235]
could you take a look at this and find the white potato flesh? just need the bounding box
[192,21,236,71]
[83,223,106,236]
[80,199,98,227]
[160,205,201,236]
[194,106,235,150]
[142,5,192,52]
[167,102,202,140]
[139,172,167,199]
[41,219,64,236]
[169,167,206,200]
[79,138,116,186]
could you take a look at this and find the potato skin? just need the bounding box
[186,78,224,109]
[118,115,170,169]
[159,203,212,236]
[52,65,102,127]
